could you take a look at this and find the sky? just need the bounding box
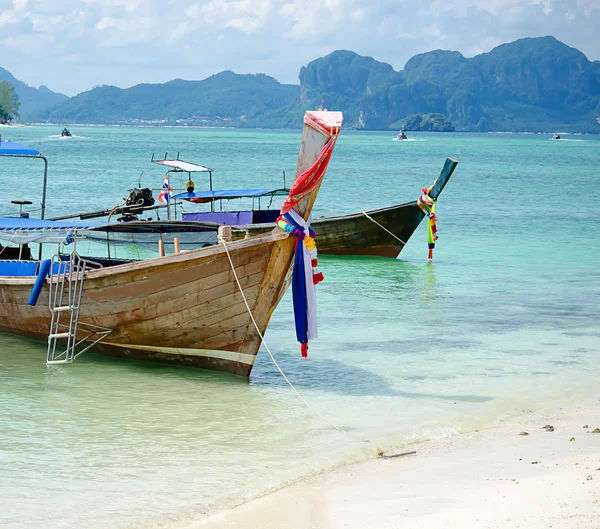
[0,0,598,96]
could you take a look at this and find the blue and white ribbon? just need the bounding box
[285,210,317,354]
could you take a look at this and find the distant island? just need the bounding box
[401,113,455,132]
[1,36,599,133]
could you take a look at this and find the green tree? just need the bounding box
[0,81,21,123]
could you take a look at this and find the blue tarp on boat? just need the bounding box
[172,188,288,201]
[0,140,41,156]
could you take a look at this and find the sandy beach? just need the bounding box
[186,403,600,529]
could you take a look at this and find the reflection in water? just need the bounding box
[421,261,437,303]
[319,254,425,301]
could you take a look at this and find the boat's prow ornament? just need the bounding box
[277,111,341,357]
[417,186,438,260]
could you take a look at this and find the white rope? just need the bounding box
[0,230,21,257]
[219,235,344,433]
[360,211,424,259]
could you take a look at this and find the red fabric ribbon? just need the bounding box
[280,137,337,214]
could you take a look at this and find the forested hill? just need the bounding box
[0,67,68,120]
[9,36,600,132]
[299,37,600,132]
[41,71,301,128]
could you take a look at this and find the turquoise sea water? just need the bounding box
[0,126,599,529]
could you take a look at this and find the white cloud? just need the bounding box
[0,0,596,96]
[422,25,448,42]
[534,0,552,15]
[576,0,598,17]
[351,7,366,21]
[469,36,503,56]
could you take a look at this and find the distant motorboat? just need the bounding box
[552,134,561,140]
[397,131,408,140]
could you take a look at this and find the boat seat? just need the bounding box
[11,200,33,218]
[0,259,74,277]
[0,260,40,277]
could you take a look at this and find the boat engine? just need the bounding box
[124,188,155,208]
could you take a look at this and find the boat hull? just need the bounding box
[0,231,293,376]
[313,202,423,257]
[235,201,424,259]
[233,158,458,259]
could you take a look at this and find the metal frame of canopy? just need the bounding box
[171,187,289,214]
[151,152,290,219]
[151,152,214,216]
[0,136,49,219]
[0,136,50,259]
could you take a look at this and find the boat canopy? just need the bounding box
[153,159,211,172]
[0,217,220,245]
[172,188,289,201]
[0,217,99,244]
[0,140,41,157]
[0,139,49,228]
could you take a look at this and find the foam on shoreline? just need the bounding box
[181,401,600,529]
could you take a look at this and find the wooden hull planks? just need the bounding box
[236,201,423,259]
[0,232,286,375]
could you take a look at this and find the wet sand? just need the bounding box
[184,403,600,529]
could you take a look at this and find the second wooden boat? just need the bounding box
[51,148,457,261]
[232,157,458,258]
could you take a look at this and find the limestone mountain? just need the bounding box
[301,37,600,132]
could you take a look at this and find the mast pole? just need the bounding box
[209,170,214,212]
[38,155,49,260]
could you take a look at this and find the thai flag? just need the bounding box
[158,173,171,203]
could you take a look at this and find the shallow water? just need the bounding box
[0,126,599,528]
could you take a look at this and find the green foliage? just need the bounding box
[42,72,300,126]
[402,113,455,132]
[0,80,20,123]
[298,50,396,125]
[300,36,600,132]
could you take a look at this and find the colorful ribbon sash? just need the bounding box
[417,186,438,259]
[277,210,323,357]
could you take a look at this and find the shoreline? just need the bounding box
[10,122,599,134]
[179,401,600,529]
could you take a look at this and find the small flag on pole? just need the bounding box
[158,173,171,203]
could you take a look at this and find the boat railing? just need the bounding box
[46,251,112,364]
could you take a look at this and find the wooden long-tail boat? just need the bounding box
[232,157,458,258]
[49,150,457,260]
[0,110,343,376]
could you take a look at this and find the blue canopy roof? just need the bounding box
[172,188,289,201]
[0,140,41,157]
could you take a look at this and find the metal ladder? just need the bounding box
[46,252,112,364]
